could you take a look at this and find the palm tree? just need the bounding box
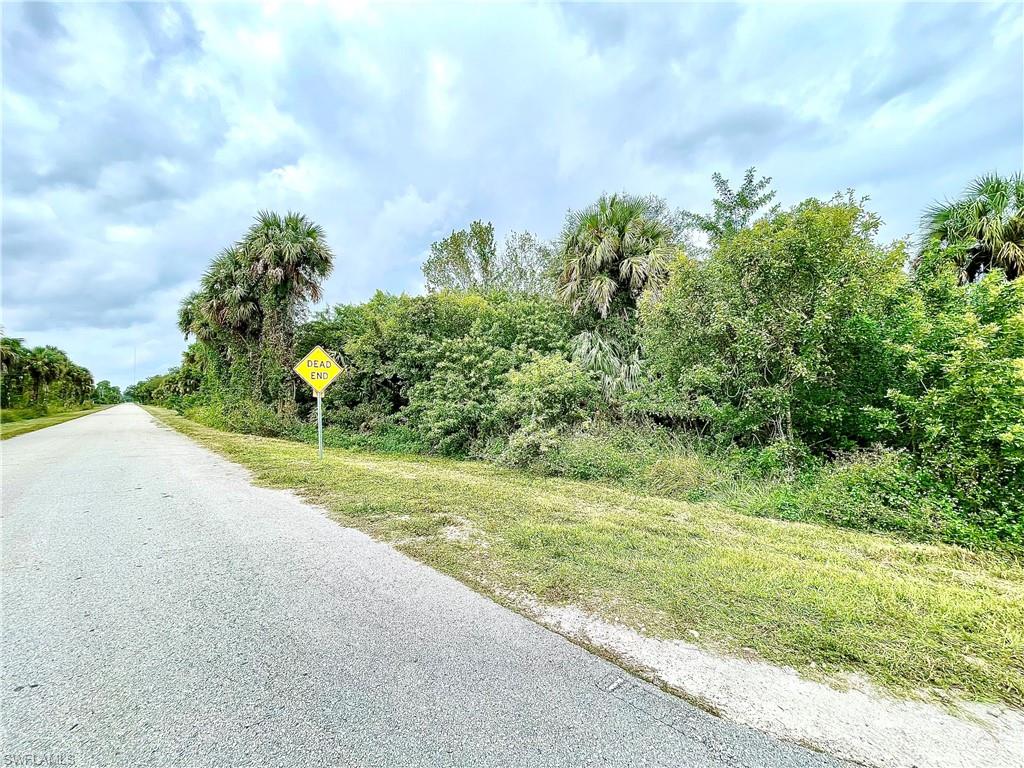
[241,211,334,410]
[25,346,66,404]
[179,247,264,350]
[556,194,677,318]
[921,172,1024,283]
[1,335,27,375]
[1,335,29,407]
[63,364,94,404]
[242,211,334,310]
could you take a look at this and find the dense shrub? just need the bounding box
[405,333,522,454]
[493,354,601,433]
[639,196,915,448]
[151,182,1024,551]
[749,450,967,544]
[895,270,1024,543]
[310,291,578,454]
[186,399,292,438]
[483,354,604,467]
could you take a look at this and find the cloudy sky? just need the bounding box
[2,1,1021,389]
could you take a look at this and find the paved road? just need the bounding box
[2,405,843,767]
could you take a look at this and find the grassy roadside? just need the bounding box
[147,406,1024,709]
[0,405,113,440]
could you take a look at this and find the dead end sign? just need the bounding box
[293,345,342,395]
[294,345,341,460]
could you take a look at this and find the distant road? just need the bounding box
[1,404,841,767]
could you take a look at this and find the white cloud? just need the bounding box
[1,1,1020,389]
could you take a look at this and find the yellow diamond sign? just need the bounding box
[294,345,342,395]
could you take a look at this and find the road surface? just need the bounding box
[2,404,843,767]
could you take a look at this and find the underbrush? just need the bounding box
[178,400,1017,551]
[0,405,50,423]
[1,403,93,423]
[483,422,1015,550]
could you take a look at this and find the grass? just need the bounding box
[147,406,1024,709]
[0,405,112,439]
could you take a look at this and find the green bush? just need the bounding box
[895,270,1024,544]
[290,422,427,455]
[377,293,574,455]
[493,354,601,432]
[481,354,604,468]
[0,404,50,423]
[405,333,521,455]
[639,196,915,448]
[186,399,292,438]
[749,450,968,544]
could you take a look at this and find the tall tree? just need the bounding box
[921,172,1024,283]
[0,336,28,407]
[500,230,558,296]
[243,211,334,312]
[241,211,335,410]
[196,247,263,345]
[682,168,780,251]
[25,346,66,404]
[423,220,500,293]
[1,335,27,376]
[556,193,677,318]
[61,364,94,405]
[93,380,123,404]
[423,221,556,295]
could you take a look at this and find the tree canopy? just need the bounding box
[920,171,1024,283]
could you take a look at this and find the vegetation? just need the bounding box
[147,407,1024,708]
[1,335,103,427]
[135,170,1023,553]
[681,167,780,251]
[921,172,1023,283]
[423,220,556,295]
[93,380,123,404]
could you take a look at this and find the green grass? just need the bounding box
[148,406,1024,709]
[0,405,112,439]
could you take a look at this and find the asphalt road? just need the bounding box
[1,404,844,768]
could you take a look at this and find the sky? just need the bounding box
[2,1,1022,390]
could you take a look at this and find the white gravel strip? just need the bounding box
[519,601,1024,768]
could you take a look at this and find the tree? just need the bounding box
[920,172,1024,283]
[891,270,1024,540]
[497,230,558,296]
[60,364,94,405]
[25,346,67,404]
[423,223,557,296]
[556,193,677,319]
[423,220,498,293]
[641,195,915,447]
[177,211,335,414]
[241,211,334,410]
[0,336,28,408]
[682,167,780,251]
[190,247,263,344]
[0,335,27,374]
[93,380,123,404]
[243,211,334,313]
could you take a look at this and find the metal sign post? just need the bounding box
[293,345,343,461]
[317,393,324,459]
